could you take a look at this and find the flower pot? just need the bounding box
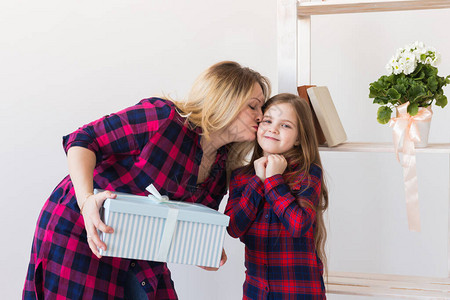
[395,105,433,148]
[414,113,431,147]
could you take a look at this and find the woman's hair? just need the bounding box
[244,93,329,275]
[173,61,271,172]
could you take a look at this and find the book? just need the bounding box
[306,86,347,147]
[297,85,327,145]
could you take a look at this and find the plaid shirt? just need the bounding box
[24,98,228,299]
[225,164,325,300]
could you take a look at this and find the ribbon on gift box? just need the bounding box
[388,102,433,232]
[146,184,179,261]
[97,185,186,261]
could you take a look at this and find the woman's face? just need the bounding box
[226,83,264,142]
[257,102,299,156]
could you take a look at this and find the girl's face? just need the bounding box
[226,83,264,142]
[257,102,299,156]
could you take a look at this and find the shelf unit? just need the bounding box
[327,272,450,298]
[277,0,450,298]
[319,142,450,154]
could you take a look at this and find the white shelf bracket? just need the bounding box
[298,3,312,85]
[277,0,299,94]
[448,153,450,278]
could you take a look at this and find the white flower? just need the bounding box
[385,42,440,75]
[394,48,404,59]
[433,52,441,66]
[412,47,426,61]
[399,52,417,75]
[385,56,397,74]
[392,61,403,75]
[411,41,425,51]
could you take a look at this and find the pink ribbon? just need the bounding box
[388,102,432,232]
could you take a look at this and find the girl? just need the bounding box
[23,61,270,299]
[225,93,328,299]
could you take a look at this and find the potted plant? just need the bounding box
[369,41,450,125]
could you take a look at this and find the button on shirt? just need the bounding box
[24,98,229,299]
[225,164,326,300]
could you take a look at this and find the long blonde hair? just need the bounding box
[173,61,271,173]
[244,93,329,275]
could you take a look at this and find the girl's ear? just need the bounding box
[294,140,300,146]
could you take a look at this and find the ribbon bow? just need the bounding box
[146,184,170,203]
[145,184,178,261]
[388,102,432,232]
[389,102,433,164]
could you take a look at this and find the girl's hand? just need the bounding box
[265,154,287,178]
[80,191,116,259]
[198,248,227,271]
[254,157,268,181]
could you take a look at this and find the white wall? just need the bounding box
[1,1,449,299]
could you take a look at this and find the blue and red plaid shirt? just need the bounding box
[225,164,325,300]
[24,98,228,299]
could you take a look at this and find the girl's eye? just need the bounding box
[281,124,291,129]
[262,119,271,124]
[248,105,256,110]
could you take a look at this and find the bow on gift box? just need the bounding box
[388,102,433,232]
[146,184,170,203]
[146,184,180,261]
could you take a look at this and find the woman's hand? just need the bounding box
[80,190,116,259]
[197,248,228,271]
[265,154,287,178]
[254,157,268,181]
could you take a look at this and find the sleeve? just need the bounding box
[264,165,322,238]
[62,99,171,165]
[224,171,265,238]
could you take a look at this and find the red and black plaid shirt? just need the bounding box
[225,164,325,300]
[24,98,228,299]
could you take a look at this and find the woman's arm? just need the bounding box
[67,146,96,207]
[264,166,322,238]
[63,99,170,257]
[67,146,117,258]
[224,172,265,238]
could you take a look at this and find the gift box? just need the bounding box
[96,189,229,268]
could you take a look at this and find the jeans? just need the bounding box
[124,268,148,300]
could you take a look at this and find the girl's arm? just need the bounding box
[224,171,264,238]
[264,165,322,238]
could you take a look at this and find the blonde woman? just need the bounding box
[23,61,271,300]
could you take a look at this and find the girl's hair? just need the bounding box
[173,61,271,172]
[244,93,329,275]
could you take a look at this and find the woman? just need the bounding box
[23,61,271,299]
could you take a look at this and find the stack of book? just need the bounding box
[298,85,347,147]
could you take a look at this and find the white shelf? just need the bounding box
[298,0,450,16]
[278,0,450,297]
[327,271,450,298]
[319,142,450,153]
